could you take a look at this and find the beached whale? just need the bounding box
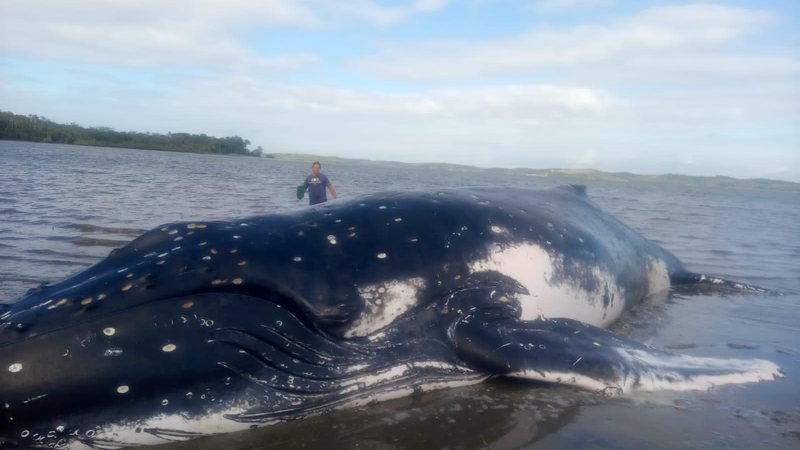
[0,186,781,449]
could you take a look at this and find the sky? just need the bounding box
[1,1,798,181]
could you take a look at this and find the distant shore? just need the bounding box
[0,110,262,157]
[264,152,800,192]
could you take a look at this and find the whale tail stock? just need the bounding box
[449,306,782,394]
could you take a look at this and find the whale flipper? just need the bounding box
[450,310,781,393]
[670,271,781,295]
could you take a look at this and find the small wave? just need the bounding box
[1,254,90,267]
[67,223,146,236]
[0,275,51,285]
[28,249,98,261]
[728,343,759,350]
[665,343,697,350]
[44,235,129,247]
[72,237,129,247]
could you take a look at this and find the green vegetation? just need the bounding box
[0,110,262,156]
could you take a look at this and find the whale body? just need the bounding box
[0,186,781,448]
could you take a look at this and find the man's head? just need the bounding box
[311,161,321,176]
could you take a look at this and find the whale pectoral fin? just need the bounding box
[670,271,782,295]
[450,312,782,394]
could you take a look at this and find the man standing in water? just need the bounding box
[303,161,337,205]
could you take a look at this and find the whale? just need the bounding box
[0,186,782,449]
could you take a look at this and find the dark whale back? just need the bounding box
[2,186,685,344]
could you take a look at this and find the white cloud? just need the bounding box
[351,4,779,80]
[0,0,446,69]
[316,0,449,26]
[533,0,616,13]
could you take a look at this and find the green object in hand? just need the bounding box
[296,185,305,200]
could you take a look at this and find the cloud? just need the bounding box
[351,4,779,80]
[315,0,449,26]
[0,0,446,70]
[533,0,616,13]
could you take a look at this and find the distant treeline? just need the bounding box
[0,110,262,156]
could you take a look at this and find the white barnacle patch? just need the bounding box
[103,327,116,336]
[490,225,506,234]
[168,230,178,235]
[378,205,387,209]
[48,298,69,310]
[232,278,243,285]
[8,363,22,373]
[327,235,337,245]
[292,256,303,262]
[376,252,388,259]
[468,243,626,328]
[162,344,177,353]
[394,217,403,222]
[116,385,130,394]
[345,278,425,338]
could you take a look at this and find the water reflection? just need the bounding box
[160,381,595,450]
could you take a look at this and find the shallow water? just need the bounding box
[1,141,798,449]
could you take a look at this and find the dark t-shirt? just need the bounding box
[304,174,330,205]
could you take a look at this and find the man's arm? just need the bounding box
[327,183,337,199]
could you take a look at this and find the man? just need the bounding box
[303,161,337,205]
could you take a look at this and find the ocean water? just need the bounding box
[1,141,798,449]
